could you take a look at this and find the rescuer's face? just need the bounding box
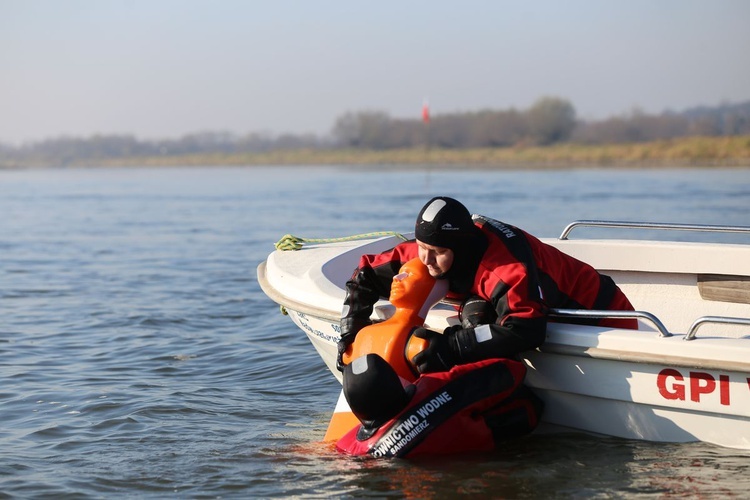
[416,240,454,278]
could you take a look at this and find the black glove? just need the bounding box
[443,324,464,336]
[459,295,498,328]
[336,316,371,371]
[410,327,458,374]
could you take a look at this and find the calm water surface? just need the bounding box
[1,166,749,498]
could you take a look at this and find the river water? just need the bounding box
[1,165,749,498]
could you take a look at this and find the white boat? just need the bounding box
[257,221,750,451]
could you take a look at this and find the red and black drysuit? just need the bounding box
[337,356,544,458]
[340,216,637,369]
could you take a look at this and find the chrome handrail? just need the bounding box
[549,308,672,337]
[559,220,750,240]
[685,316,750,341]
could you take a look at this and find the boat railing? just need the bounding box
[549,308,672,337]
[558,220,750,240]
[549,308,750,341]
[685,316,750,341]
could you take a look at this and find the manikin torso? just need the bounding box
[343,258,448,381]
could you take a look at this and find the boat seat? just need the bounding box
[698,274,750,304]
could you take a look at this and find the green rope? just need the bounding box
[274,231,408,251]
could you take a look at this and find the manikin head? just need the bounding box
[414,197,476,278]
[389,258,447,318]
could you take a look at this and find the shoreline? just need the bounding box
[2,135,749,170]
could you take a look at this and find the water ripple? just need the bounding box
[1,167,749,497]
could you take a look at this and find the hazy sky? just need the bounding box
[2,0,749,144]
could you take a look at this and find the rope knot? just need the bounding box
[274,234,304,251]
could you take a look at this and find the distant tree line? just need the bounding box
[1,98,749,166]
[332,98,750,149]
[0,131,328,166]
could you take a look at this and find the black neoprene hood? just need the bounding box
[414,196,475,249]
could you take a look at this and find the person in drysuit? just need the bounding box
[335,249,544,457]
[338,196,637,375]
